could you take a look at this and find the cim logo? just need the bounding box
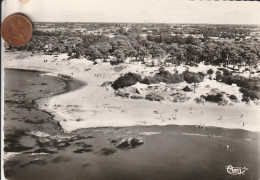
[225,165,248,175]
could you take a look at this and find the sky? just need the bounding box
[3,0,260,24]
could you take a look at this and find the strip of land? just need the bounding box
[4,51,260,132]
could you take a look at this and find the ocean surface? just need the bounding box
[3,68,260,180]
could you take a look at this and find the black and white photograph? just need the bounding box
[1,0,260,179]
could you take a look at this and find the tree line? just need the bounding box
[8,26,260,68]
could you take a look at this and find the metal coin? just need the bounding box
[1,13,33,47]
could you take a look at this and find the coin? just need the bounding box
[1,13,33,47]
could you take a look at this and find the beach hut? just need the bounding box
[130,82,147,95]
[128,86,142,94]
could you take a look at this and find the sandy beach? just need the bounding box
[4,51,260,132]
[3,54,260,180]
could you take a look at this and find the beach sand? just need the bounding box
[4,51,260,132]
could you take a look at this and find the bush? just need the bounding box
[215,72,260,102]
[145,93,164,101]
[198,72,205,77]
[130,95,144,99]
[217,75,260,92]
[242,96,250,103]
[141,77,152,85]
[216,74,260,101]
[223,69,232,76]
[115,91,130,98]
[68,51,72,56]
[207,68,214,75]
[182,71,204,84]
[205,93,223,103]
[112,72,142,90]
[229,95,238,100]
[194,98,205,104]
[215,71,222,78]
[239,88,260,100]
[218,99,228,106]
[219,75,248,87]
[143,70,184,84]
[217,68,232,76]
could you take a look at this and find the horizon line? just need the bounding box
[33,21,260,26]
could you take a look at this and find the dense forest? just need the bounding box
[9,23,260,68]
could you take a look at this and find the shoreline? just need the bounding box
[4,51,260,132]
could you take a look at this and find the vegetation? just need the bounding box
[8,23,260,103]
[182,71,204,84]
[8,23,260,70]
[207,68,214,75]
[145,93,164,101]
[216,73,260,100]
[205,93,223,103]
[142,70,184,84]
[112,72,142,90]
[229,95,238,100]
[240,88,260,101]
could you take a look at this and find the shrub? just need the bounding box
[217,75,260,92]
[112,72,142,90]
[215,71,222,80]
[115,91,130,98]
[220,75,248,87]
[207,68,214,75]
[205,93,223,103]
[114,66,125,72]
[194,98,205,104]
[223,69,232,76]
[145,93,164,101]
[101,81,112,87]
[110,61,122,66]
[198,72,205,77]
[182,71,204,84]
[218,99,228,106]
[141,77,152,85]
[216,70,221,75]
[200,95,206,99]
[143,70,184,84]
[68,51,72,56]
[216,74,260,101]
[239,88,260,100]
[130,95,144,99]
[218,68,232,76]
[242,96,250,103]
[229,95,238,100]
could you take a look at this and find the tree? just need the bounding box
[167,44,185,64]
[184,44,203,64]
[113,49,125,62]
[94,42,112,60]
[244,52,258,69]
[85,46,103,60]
